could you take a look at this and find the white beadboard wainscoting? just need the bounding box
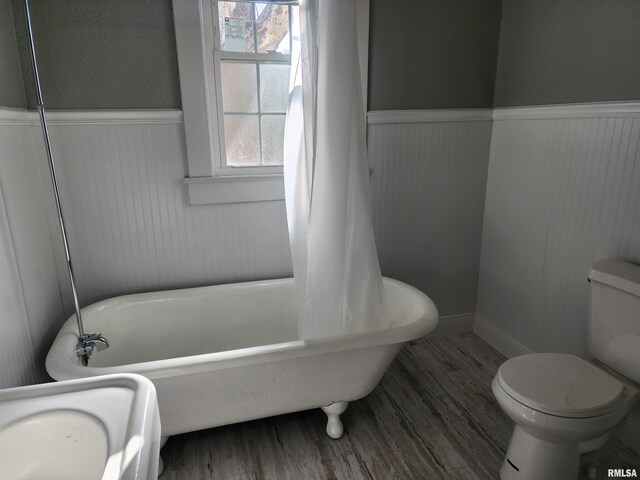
[45,113,293,306]
[3,108,494,321]
[477,102,640,356]
[476,102,640,452]
[0,112,66,388]
[368,109,493,317]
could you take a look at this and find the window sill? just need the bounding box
[184,174,285,205]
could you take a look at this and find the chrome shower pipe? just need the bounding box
[23,0,108,365]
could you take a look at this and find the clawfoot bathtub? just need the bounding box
[47,277,438,466]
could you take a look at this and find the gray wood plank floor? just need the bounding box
[160,333,639,479]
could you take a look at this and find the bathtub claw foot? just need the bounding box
[321,401,348,439]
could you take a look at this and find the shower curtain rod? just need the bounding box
[23,0,109,366]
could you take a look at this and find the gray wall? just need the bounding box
[494,0,640,107]
[12,0,640,110]
[7,0,503,111]
[0,0,26,108]
[368,0,502,110]
[12,0,181,109]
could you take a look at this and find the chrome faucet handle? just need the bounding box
[75,333,110,365]
[91,335,109,351]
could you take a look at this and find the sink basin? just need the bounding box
[0,374,161,479]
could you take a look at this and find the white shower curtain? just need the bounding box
[284,0,387,339]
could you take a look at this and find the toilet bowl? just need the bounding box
[493,353,639,480]
[492,259,640,480]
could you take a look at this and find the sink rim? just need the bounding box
[0,373,160,480]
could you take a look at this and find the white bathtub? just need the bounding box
[46,277,438,441]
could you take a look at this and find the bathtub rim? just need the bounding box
[46,277,438,381]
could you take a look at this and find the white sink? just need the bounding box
[0,373,161,479]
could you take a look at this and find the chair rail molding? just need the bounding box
[493,101,640,120]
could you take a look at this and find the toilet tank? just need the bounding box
[588,260,640,384]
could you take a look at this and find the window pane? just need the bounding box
[225,115,260,166]
[218,1,254,52]
[261,115,285,165]
[260,63,290,112]
[221,62,258,113]
[291,5,300,45]
[254,3,290,54]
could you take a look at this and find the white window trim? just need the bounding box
[173,0,370,205]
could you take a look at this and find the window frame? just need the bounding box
[173,0,370,205]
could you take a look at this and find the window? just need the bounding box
[214,1,299,174]
[173,0,369,204]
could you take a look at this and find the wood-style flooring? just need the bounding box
[160,333,639,479]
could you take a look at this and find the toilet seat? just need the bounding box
[496,353,625,418]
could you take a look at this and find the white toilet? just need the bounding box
[492,259,640,480]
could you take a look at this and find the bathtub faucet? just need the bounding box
[75,333,110,366]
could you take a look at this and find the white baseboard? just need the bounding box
[430,313,475,337]
[473,314,533,359]
[472,314,640,455]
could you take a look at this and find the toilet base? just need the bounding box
[500,426,608,480]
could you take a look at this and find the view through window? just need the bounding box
[214,1,300,169]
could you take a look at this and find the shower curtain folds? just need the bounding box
[284,0,386,339]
